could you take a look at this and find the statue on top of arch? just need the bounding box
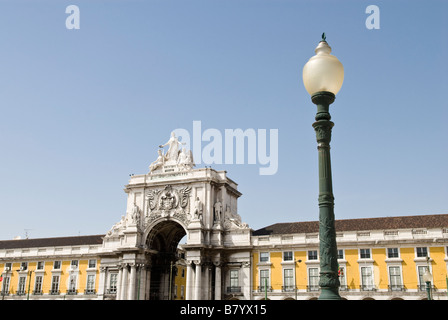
[149,132,195,174]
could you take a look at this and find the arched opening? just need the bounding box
[146,220,186,300]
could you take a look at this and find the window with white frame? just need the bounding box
[308,268,319,291]
[360,266,374,290]
[283,268,294,291]
[417,265,431,289]
[109,273,118,294]
[388,266,402,290]
[338,266,346,288]
[416,247,428,258]
[283,251,293,261]
[308,250,318,261]
[53,261,61,270]
[17,276,27,295]
[88,259,97,269]
[36,261,45,270]
[20,262,28,271]
[260,269,270,290]
[260,252,269,263]
[360,248,371,259]
[86,274,96,294]
[229,269,239,292]
[2,276,10,294]
[387,248,399,258]
[68,274,77,293]
[337,249,344,260]
[33,275,43,294]
[34,275,43,294]
[71,260,79,269]
[51,275,60,294]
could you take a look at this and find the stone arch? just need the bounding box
[144,218,187,300]
[145,218,187,253]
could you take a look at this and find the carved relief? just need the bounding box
[144,185,192,225]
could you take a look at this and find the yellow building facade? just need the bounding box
[0,235,103,299]
[251,214,448,300]
[1,215,448,300]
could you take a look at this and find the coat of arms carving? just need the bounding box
[145,185,192,224]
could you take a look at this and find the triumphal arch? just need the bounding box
[99,133,252,300]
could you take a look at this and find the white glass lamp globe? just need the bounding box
[302,39,344,96]
[422,269,433,283]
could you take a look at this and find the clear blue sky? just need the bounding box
[0,0,447,239]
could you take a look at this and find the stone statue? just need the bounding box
[159,132,185,162]
[149,149,165,172]
[178,148,195,170]
[193,197,203,220]
[149,132,195,174]
[214,200,222,222]
[130,203,140,225]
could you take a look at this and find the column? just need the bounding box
[185,261,194,300]
[98,267,107,299]
[116,266,123,300]
[145,264,152,300]
[204,264,210,300]
[121,264,129,300]
[194,261,202,300]
[214,263,222,300]
[128,264,137,300]
[138,264,147,300]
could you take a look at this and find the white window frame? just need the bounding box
[34,275,43,294]
[259,252,270,263]
[283,251,293,262]
[85,274,96,294]
[388,265,403,291]
[282,268,295,292]
[416,247,429,259]
[307,250,318,261]
[360,266,375,291]
[50,275,60,294]
[359,248,371,259]
[307,267,319,291]
[259,269,270,291]
[387,248,400,259]
[53,260,62,270]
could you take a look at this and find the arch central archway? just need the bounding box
[146,220,187,300]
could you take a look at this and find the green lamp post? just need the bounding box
[302,34,344,300]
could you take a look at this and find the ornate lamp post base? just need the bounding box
[311,91,341,300]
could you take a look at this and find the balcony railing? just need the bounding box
[84,289,96,295]
[306,285,319,292]
[226,286,241,293]
[257,286,272,293]
[67,288,78,295]
[418,284,436,292]
[281,285,296,292]
[360,285,377,291]
[388,285,406,292]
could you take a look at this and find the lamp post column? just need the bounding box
[311,91,341,300]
